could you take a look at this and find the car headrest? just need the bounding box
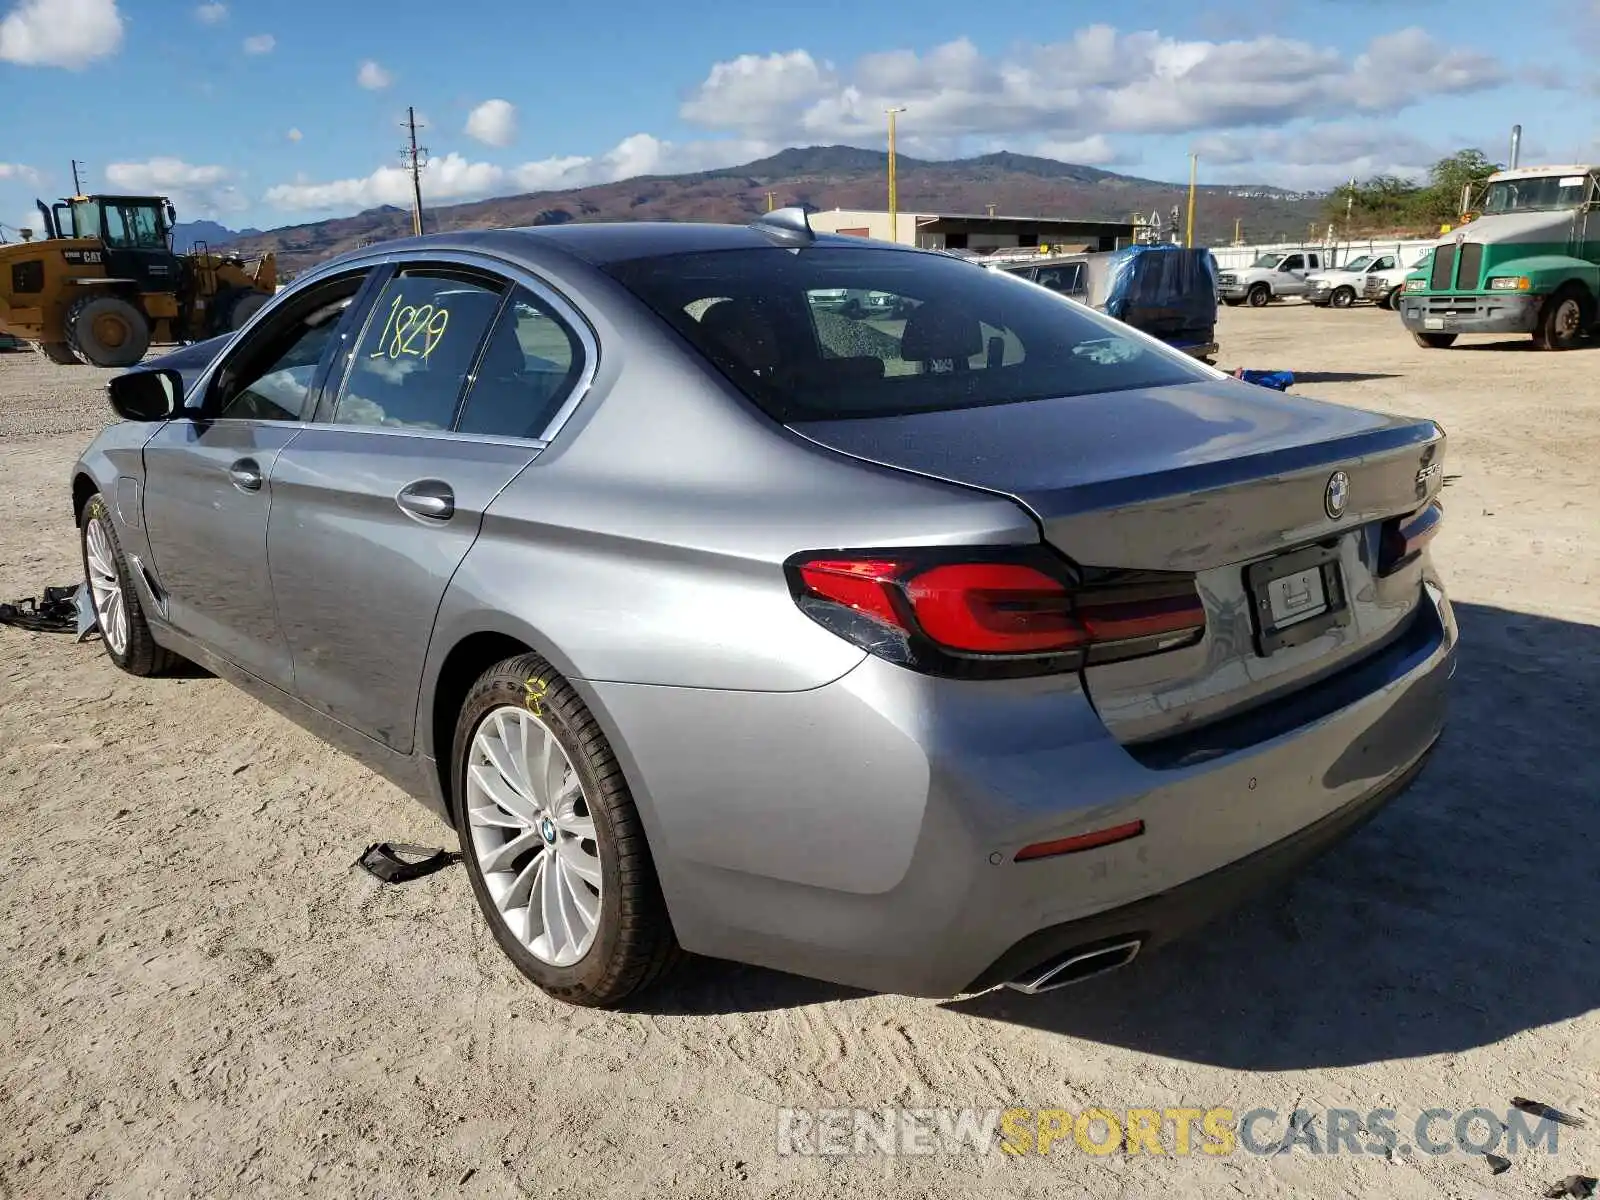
[899,302,983,363]
[698,300,781,372]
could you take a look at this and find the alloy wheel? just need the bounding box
[84,517,128,656]
[465,705,603,967]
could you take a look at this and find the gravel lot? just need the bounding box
[2,306,1597,1199]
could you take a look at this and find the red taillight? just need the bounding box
[1378,501,1442,577]
[904,563,1081,653]
[787,549,1205,677]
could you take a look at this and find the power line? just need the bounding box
[400,108,428,237]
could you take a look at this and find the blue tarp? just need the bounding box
[1101,244,1219,349]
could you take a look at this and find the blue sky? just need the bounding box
[1,0,1596,236]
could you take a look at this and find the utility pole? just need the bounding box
[71,159,84,195]
[765,190,777,212]
[400,107,428,237]
[1233,217,1242,246]
[1185,153,1198,248]
[886,106,907,243]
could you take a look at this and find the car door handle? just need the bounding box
[396,479,455,521]
[228,458,264,492]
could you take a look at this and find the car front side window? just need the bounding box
[205,272,373,421]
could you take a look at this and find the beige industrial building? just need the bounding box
[807,209,1139,253]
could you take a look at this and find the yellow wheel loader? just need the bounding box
[0,193,275,367]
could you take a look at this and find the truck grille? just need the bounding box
[1429,245,1457,291]
[1455,242,1484,291]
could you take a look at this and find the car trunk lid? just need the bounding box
[789,378,1445,745]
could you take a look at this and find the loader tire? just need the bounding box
[225,290,270,332]
[36,341,81,366]
[65,295,151,368]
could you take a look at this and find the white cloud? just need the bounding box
[1197,122,1443,189]
[1032,135,1131,166]
[287,127,303,142]
[357,59,393,89]
[194,2,226,23]
[465,99,518,147]
[105,157,248,216]
[680,26,1505,142]
[0,162,43,186]
[0,0,122,68]
[242,33,274,55]
[263,134,773,213]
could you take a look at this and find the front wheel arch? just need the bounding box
[72,472,99,525]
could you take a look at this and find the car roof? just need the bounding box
[325,222,917,271]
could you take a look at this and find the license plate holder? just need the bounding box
[1424,316,1445,329]
[1245,542,1350,656]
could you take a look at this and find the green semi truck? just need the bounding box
[1397,163,1600,350]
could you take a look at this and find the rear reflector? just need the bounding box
[1015,819,1146,862]
[786,549,1206,678]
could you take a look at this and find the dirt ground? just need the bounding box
[1,305,1597,1199]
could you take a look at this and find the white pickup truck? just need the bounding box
[1216,249,1328,306]
[1304,253,1413,310]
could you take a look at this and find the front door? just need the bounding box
[140,268,376,688]
[1277,253,1308,294]
[266,264,591,752]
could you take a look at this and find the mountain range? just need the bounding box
[193,146,1334,274]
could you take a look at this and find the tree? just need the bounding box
[1418,149,1502,225]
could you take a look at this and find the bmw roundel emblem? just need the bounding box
[1324,470,1350,520]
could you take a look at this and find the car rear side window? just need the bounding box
[603,246,1206,421]
[332,270,505,430]
[454,286,584,440]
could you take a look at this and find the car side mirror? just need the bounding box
[107,368,182,422]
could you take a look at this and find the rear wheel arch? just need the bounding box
[429,631,537,817]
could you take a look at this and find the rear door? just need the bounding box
[265,259,593,752]
[139,267,377,688]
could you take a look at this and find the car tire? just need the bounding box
[79,493,180,676]
[1247,284,1271,307]
[1331,286,1356,309]
[451,653,679,1007]
[1412,331,1457,349]
[1381,288,1400,311]
[1531,285,1590,351]
[65,295,151,368]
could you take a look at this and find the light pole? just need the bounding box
[886,106,907,243]
[1185,153,1198,248]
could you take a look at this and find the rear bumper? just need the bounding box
[585,575,1456,998]
[964,744,1434,990]
[1399,292,1540,335]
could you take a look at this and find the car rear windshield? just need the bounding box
[602,246,1208,422]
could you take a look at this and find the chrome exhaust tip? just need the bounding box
[1004,938,1143,995]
